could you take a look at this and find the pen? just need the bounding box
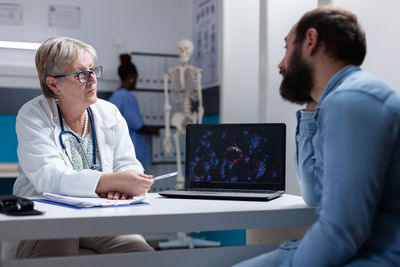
[153,171,179,181]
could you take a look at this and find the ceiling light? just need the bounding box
[0,41,41,50]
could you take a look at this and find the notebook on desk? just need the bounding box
[159,123,286,201]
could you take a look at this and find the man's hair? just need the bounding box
[294,6,366,66]
[35,37,97,98]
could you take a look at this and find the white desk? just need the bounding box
[0,193,316,267]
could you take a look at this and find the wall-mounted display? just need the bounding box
[0,3,22,26]
[48,5,80,29]
[192,0,219,86]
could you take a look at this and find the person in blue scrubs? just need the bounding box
[109,54,158,167]
[233,6,400,267]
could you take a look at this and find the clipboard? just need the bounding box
[34,193,149,209]
[33,198,149,210]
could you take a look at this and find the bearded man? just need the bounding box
[233,6,400,267]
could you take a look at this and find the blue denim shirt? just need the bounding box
[290,65,400,266]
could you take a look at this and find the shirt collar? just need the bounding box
[317,64,361,107]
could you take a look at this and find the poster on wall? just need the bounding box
[192,0,219,87]
[0,3,22,26]
[48,5,80,29]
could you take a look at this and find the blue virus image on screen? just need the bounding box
[187,126,283,184]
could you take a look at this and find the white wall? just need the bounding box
[261,0,317,195]
[220,0,260,123]
[332,0,400,92]
[0,0,193,90]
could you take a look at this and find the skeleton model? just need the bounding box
[163,39,204,189]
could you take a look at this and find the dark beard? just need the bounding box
[279,47,314,105]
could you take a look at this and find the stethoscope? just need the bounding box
[57,105,99,170]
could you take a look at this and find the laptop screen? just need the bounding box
[185,123,286,190]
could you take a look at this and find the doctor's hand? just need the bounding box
[96,170,154,198]
[98,192,130,200]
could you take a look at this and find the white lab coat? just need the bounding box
[13,95,144,198]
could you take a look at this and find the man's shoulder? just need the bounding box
[333,70,400,109]
[321,71,400,125]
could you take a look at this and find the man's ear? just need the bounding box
[304,28,319,56]
[46,76,60,96]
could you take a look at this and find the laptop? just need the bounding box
[159,123,286,201]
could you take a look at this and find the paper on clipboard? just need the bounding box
[42,192,148,208]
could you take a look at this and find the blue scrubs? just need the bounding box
[109,88,152,166]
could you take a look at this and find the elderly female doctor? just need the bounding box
[12,36,154,258]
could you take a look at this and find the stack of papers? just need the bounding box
[42,193,148,208]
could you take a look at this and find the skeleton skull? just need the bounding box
[177,39,194,64]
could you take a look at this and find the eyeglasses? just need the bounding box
[53,66,102,83]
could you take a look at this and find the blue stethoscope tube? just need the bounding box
[57,105,98,170]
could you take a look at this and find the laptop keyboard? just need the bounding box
[184,188,278,194]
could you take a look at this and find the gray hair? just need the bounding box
[35,36,97,98]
